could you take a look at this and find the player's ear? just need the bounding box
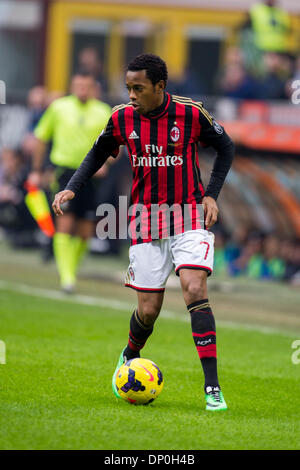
[156,80,165,94]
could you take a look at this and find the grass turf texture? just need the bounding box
[0,287,299,450]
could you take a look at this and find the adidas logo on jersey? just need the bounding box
[129,130,139,139]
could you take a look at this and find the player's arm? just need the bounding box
[198,108,235,229]
[52,116,121,216]
[28,103,56,186]
[28,139,48,187]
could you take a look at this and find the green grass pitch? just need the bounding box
[0,286,299,450]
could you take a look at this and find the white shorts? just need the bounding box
[125,229,214,292]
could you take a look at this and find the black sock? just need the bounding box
[123,309,154,360]
[201,358,219,390]
[187,299,219,389]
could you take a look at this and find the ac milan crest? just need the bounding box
[129,267,135,281]
[170,126,180,142]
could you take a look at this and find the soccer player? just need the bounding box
[29,70,112,293]
[52,54,235,410]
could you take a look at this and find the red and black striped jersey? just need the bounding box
[66,93,234,244]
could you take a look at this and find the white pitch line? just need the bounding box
[0,279,297,337]
[0,279,132,311]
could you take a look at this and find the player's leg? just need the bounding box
[57,177,96,291]
[113,240,171,398]
[123,240,172,359]
[112,290,164,398]
[179,268,227,410]
[72,174,97,271]
[173,229,227,410]
[179,269,218,386]
[123,290,164,361]
[53,213,77,291]
[52,167,79,292]
[72,218,95,277]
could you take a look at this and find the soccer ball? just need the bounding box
[115,358,164,405]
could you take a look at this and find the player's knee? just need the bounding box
[187,278,207,297]
[138,303,160,326]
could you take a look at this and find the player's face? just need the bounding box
[71,75,96,103]
[126,70,165,115]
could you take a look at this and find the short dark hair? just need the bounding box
[127,54,168,87]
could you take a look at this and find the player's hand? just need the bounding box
[202,196,218,230]
[52,190,75,216]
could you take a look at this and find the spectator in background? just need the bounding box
[219,61,262,100]
[261,234,285,279]
[0,148,26,205]
[221,229,299,283]
[289,242,300,286]
[285,55,300,100]
[167,68,203,97]
[280,238,300,281]
[291,55,300,82]
[219,43,292,100]
[77,47,108,99]
[260,52,291,99]
[240,1,291,59]
[230,232,264,277]
[0,148,35,245]
[248,1,291,56]
[218,45,263,99]
[22,86,48,158]
[238,1,293,86]
[27,86,48,131]
[225,224,249,266]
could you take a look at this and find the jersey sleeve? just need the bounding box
[94,109,125,158]
[34,102,56,142]
[196,103,235,200]
[197,105,226,148]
